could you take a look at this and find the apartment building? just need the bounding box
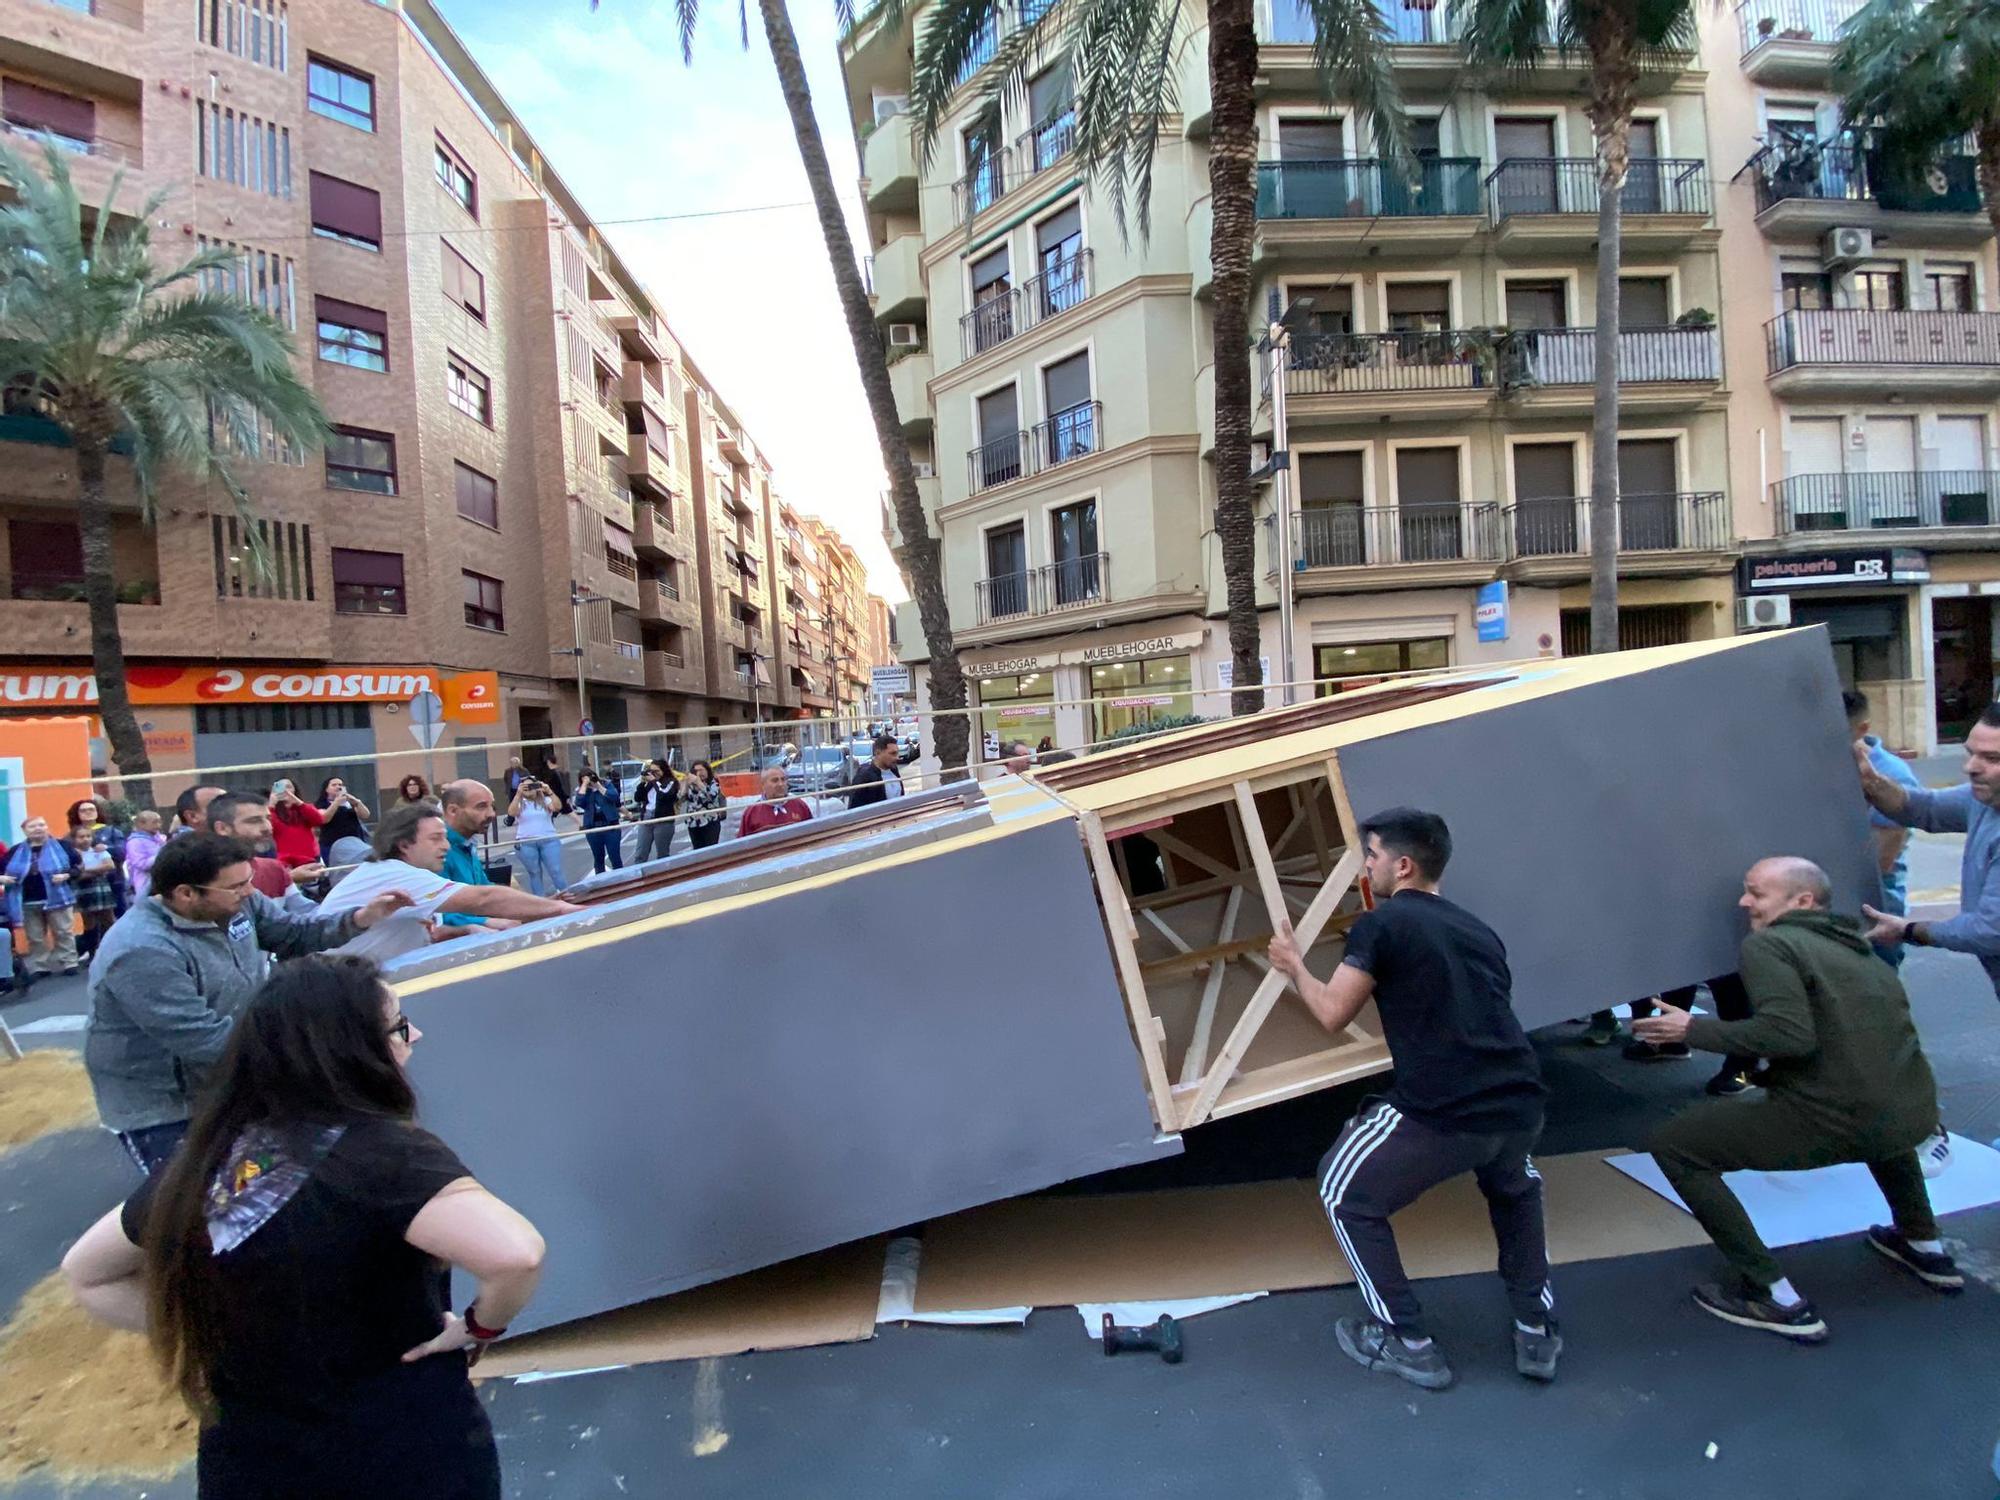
[841,0,1997,758]
[0,0,861,794]
[1711,0,2000,751]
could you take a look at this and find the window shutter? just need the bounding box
[330,548,404,587]
[2,79,95,141]
[642,408,671,457]
[309,171,382,242]
[314,296,387,335]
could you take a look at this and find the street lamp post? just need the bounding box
[556,585,611,772]
[1266,321,1299,709]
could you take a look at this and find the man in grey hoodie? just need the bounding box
[1635,857,1958,1343]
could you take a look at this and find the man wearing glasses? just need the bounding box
[84,833,414,1174]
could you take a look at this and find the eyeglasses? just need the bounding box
[385,1014,413,1045]
[197,877,257,895]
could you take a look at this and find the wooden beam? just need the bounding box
[1079,811,1179,1133]
[1179,843,1364,1128]
[1233,781,1289,936]
[1140,935,1270,981]
[1139,908,1194,954]
[1130,870,1248,911]
[1326,752,1362,848]
[1179,887,1241,1086]
[1150,830,1236,884]
[1305,783,1333,877]
[1268,790,1314,864]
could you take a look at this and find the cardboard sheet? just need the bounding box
[1609,1133,2000,1247]
[477,1237,887,1380]
[914,1152,1711,1311]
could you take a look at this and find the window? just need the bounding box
[1277,116,1346,160]
[962,114,1004,214]
[307,57,374,130]
[969,244,1013,352]
[1781,269,1832,310]
[309,171,380,249]
[1385,281,1451,332]
[1041,351,1094,465]
[212,515,314,600]
[1619,276,1674,327]
[198,0,289,71]
[1927,263,1976,312]
[199,101,292,198]
[1409,117,1443,158]
[441,242,485,320]
[315,296,387,371]
[325,426,396,494]
[455,462,498,528]
[435,135,477,217]
[331,548,405,615]
[1089,656,1192,741]
[463,570,504,631]
[1504,279,1569,329]
[1315,639,1448,695]
[1852,267,1907,311]
[198,235,297,328]
[983,523,1028,617]
[446,353,491,423]
[1049,498,1101,606]
[3,79,95,154]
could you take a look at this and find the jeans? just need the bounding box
[1874,879,1908,969]
[513,838,565,897]
[585,828,624,875]
[118,1119,189,1176]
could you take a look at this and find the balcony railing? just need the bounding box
[659,649,686,669]
[1279,331,1492,398]
[1505,492,1731,558]
[612,640,644,659]
[974,552,1109,624]
[606,548,638,581]
[1486,158,1712,220]
[1017,106,1077,177]
[954,149,1009,221]
[1774,471,2000,533]
[1503,326,1721,387]
[966,401,1103,493]
[1255,158,1483,220]
[1264,0,1454,43]
[959,251,1093,358]
[1744,140,1983,216]
[1765,310,2000,373]
[1291,504,1503,568]
[1736,0,1866,53]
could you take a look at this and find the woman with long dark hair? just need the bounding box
[682,760,726,850]
[63,956,544,1500]
[313,776,373,861]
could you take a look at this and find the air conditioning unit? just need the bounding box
[887,323,922,348]
[1736,594,1793,631]
[1822,226,1872,266]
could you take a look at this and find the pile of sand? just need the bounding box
[0,1050,99,1153]
[0,1272,195,1484]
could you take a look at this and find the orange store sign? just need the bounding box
[0,665,501,723]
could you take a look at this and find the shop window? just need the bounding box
[975,670,1055,759]
[1314,638,1448,695]
[1089,656,1193,742]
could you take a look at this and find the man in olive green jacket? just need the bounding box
[1634,856,1960,1343]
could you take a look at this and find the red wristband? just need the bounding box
[463,1304,507,1342]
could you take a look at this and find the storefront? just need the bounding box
[974,667,1058,759]
[1087,654,1195,739]
[1313,638,1449,696]
[961,625,1209,759]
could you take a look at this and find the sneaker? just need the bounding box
[1917,1129,1952,1180]
[1692,1281,1828,1343]
[59,965,80,977]
[1623,1038,1692,1062]
[1705,1070,1754,1097]
[1512,1322,1562,1382]
[1582,1016,1625,1047]
[1334,1316,1454,1390]
[1866,1226,1964,1293]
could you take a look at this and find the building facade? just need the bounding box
[0,0,877,800]
[841,0,1997,756]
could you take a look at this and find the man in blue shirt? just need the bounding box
[1847,690,1924,968]
[438,779,514,932]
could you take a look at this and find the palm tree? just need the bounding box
[0,146,328,811]
[611,0,973,775]
[904,0,1405,715]
[1452,0,1698,654]
[1836,0,2000,245]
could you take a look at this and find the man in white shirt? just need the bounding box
[318,804,584,962]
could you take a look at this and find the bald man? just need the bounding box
[1635,857,1958,1341]
[437,778,519,932]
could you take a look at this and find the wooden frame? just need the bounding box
[1080,749,1392,1133]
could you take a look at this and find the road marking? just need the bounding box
[690,1357,730,1457]
[8,1014,87,1035]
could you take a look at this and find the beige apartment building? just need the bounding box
[841,0,1998,758]
[0,0,883,799]
[774,500,877,719]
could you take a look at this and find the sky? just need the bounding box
[436,0,906,603]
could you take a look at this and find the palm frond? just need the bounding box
[1450,0,1556,77]
[1300,0,1407,161]
[1837,0,1994,176]
[908,0,1020,166]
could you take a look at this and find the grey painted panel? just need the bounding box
[1333,630,1879,1032]
[404,816,1177,1334]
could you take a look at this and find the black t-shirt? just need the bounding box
[1339,890,1545,1134]
[123,1118,472,1421]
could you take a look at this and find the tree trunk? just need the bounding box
[755,0,969,775]
[75,439,156,811]
[1209,0,1264,715]
[1585,37,1638,657]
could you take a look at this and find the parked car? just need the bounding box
[788,745,857,795]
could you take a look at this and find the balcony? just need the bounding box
[1774,471,2000,538]
[954,149,1011,225]
[585,638,646,688]
[1501,326,1722,410]
[1485,158,1712,250]
[633,499,688,558]
[871,233,924,324]
[1735,0,1867,84]
[1285,504,1504,591]
[625,429,678,495]
[1744,141,1990,245]
[974,552,1109,626]
[1275,330,1496,423]
[1503,492,1735,580]
[863,114,919,213]
[888,348,933,436]
[1015,105,1077,183]
[1764,310,2000,396]
[644,647,705,695]
[959,250,1094,360]
[1254,159,1484,257]
[966,400,1102,494]
[717,419,749,464]
[636,575,692,623]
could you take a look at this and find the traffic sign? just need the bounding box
[578,717,594,737]
[407,690,447,750]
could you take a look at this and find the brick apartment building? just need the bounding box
[0,0,877,802]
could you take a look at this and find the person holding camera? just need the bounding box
[507,776,567,897]
[269,780,326,871]
[575,772,625,876]
[631,760,680,863]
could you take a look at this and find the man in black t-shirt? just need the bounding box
[1268,806,1557,1391]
